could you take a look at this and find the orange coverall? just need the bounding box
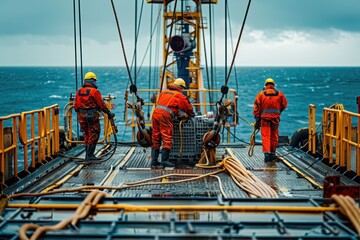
[253,85,287,154]
[151,85,195,151]
[74,81,110,145]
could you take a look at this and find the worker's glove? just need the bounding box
[113,125,118,133]
[107,112,115,119]
[177,113,189,121]
[254,117,260,130]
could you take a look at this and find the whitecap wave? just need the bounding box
[307,85,330,90]
[49,95,63,99]
[295,119,308,124]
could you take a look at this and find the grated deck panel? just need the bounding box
[8,144,358,200]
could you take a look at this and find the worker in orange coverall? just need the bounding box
[74,72,115,161]
[151,78,195,168]
[253,78,287,163]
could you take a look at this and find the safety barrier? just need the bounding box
[0,105,60,188]
[309,105,360,177]
[63,96,115,145]
[124,89,238,141]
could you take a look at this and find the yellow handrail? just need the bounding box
[312,106,360,176]
[0,114,20,187]
[0,105,59,188]
[63,98,115,144]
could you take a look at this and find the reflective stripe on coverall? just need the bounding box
[74,81,109,145]
[253,85,287,153]
[151,85,194,150]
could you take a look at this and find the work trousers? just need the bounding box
[77,112,101,145]
[260,118,280,153]
[151,110,173,150]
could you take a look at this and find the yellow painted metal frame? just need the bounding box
[63,98,115,145]
[316,106,360,175]
[0,105,59,187]
[147,0,218,5]
[308,104,316,154]
[159,0,208,102]
[0,114,20,187]
[7,202,338,213]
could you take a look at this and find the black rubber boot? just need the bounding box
[84,145,89,160]
[87,144,101,161]
[161,148,174,167]
[151,149,162,168]
[270,152,277,161]
[264,153,272,163]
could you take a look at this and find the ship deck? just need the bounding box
[2,144,360,239]
[4,144,357,198]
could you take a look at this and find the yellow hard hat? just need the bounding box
[84,72,97,81]
[173,78,186,88]
[264,78,275,86]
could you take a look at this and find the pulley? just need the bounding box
[203,130,220,149]
[136,129,152,148]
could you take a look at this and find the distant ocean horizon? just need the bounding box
[1,66,359,142]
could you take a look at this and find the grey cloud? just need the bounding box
[1,0,359,41]
[246,0,360,32]
[0,0,137,42]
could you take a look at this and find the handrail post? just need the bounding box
[337,110,343,167]
[322,109,329,159]
[308,104,316,154]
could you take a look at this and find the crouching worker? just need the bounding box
[74,71,115,161]
[151,78,195,168]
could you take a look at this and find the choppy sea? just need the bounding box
[0,66,359,142]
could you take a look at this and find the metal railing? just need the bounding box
[0,105,60,188]
[309,105,360,176]
[63,96,115,145]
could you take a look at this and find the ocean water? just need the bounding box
[0,66,359,142]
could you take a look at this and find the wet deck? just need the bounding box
[4,144,357,198]
[2,144,360,239]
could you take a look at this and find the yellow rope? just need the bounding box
[248,126,259,157]
[331,194,360,235]
[14,192,360,239]
[18,190,107,240]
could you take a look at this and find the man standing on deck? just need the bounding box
[74,71,115,161]
[253,78,288,163]
[151,78,195,168]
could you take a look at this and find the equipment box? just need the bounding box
[170,116,214,164]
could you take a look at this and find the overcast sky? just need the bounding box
[0,0,359,66]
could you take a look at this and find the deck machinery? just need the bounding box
[0,0,360,239]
